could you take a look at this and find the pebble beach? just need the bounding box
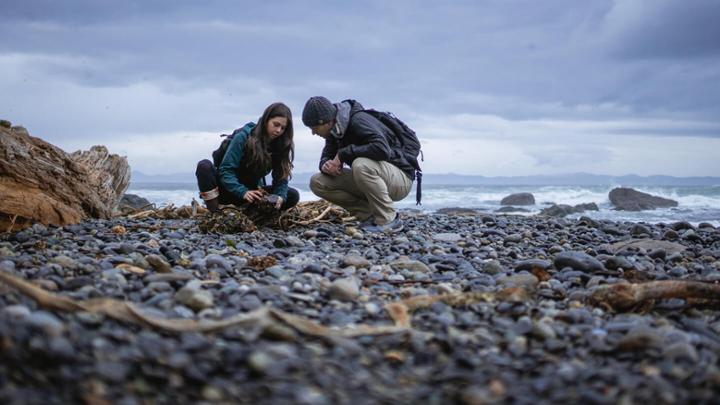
[1,210,720,403]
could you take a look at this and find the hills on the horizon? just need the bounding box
[131,170,720,186]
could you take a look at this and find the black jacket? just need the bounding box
[319,100,416,180]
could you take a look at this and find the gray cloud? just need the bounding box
[3,0,718,119]
[604,0,720,59]
[1,0,719,175]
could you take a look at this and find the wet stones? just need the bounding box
[26,311,65,336]
[2,305,31,320]
[607,239,686,256]
[175,281,214,311]
[540,203,598,217]
[389,257,431,273]
[663,229,680,240]
[327,277,360,302]
[497,274,539,289]
[602,255,635,270]
[481,260,505,275]
[341,254,370,269]
[51,255,79,269]
[514,259,552,272]
[432,233,462,243]
[145,254,172,273]
[630,223,652,236]
[1,211,719,403]
[553,251,604,273]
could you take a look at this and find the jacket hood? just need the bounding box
[330,99,364,139]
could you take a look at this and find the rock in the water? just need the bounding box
[435,207,479,216]
[609,187,678,211]
[540,203,598,217]
[500,193,535,206]
[495,206,531,213]
[118,194,152,212]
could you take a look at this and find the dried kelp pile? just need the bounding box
[198,199,351,234]
[125,201,205,220]
[197,207,258,234]
[118,198,351,234]
[278,200,351,229]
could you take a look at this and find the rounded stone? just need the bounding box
[328,277,360,302]
[175,287,214,311]
[27,311,65,336]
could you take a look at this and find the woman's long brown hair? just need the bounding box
[245,102,294,180]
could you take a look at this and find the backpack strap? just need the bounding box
[415,170,422,205]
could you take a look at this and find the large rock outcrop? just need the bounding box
[609,187,678,211]
[0,120,131,231]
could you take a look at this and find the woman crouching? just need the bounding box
[196,102,299,212]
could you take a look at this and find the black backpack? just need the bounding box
[211,126,267,186]
[211,127,245,168]
[362,109,424,204]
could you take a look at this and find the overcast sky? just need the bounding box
[2,0,719,177]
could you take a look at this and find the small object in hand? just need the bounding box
[265,194,280,205]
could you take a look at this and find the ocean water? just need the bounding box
[126,183,720,227]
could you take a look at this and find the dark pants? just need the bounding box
[195,159,299,210]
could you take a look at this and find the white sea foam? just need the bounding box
[127,183,720,226]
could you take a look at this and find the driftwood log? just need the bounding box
[0,120,131,231]
[588,280,720,312]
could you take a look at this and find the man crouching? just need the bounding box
[302,96,415,233]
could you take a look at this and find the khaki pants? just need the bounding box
[310,158,412,224]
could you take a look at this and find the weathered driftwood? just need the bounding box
[384,288,530,328]
[0,269,406,338]
[588,280,720,312]
[0,121,130,231]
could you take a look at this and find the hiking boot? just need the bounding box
[358,216,375,227]
[200,188,220,213]
[205,197,219,213]
[361,214,404,234]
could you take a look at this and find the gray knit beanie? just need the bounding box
[302,96,337,127]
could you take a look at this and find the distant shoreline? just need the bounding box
[131,172,720,187]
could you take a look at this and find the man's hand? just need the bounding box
[321,156,342,176]
[243,189,264,203]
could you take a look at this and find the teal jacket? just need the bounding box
[218,122,289,200]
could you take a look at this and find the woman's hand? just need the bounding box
[243,189,264,203]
